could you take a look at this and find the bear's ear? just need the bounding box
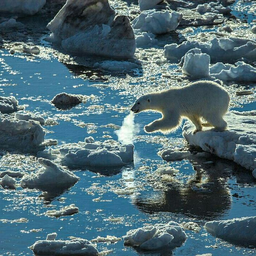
[147,98,150,103]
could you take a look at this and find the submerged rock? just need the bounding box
[0,0,46,15]
[182,111,256,177]
[0,114,45,153]
[21,158,79,192]
[124,221,186,251]
[205,216,256,247]
[47,0,135,59]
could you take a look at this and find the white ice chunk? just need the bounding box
[15,112,45,125]
[210,61,256,82]
[140,232,174,250]
[205,216,256,247]
[47,0,135,59]
[124,222,186,251]
[182,111,256,176]
[46,204,79,218]
[30,238,98,256]
[135,32,157,47]
[0,114,45,153]
[0,96,19,114]
[61,140,134,170]
[1,174,16,189]
[182,48,210,79]
[0,0,46,15]
[21,158,79,192]
[132,10,182,35]
[164,37,256,63]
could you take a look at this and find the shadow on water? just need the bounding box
[134,152,255,220]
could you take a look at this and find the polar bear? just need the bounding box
[131,80,230,133]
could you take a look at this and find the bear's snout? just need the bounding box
[131,104,139,113]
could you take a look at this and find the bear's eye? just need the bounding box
[147,99,150,102]
[137,102,140,105]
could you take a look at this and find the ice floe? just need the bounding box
[181,48,210,79]
[21,158,79,192]
[61,139,134,171]
[164,37,256,63]
[30,234,98,256]
[15,112,45,125]
[0,0,46,15]
[181,48,256,82]
[124,221,186,251]
[132,10,182,35]
[45,204,79,218]
[0,114,45,153]
[205,216,256,247]
[210,61,256,82]
[0,174,16,189]
[47,0,135,59]
[182,111,256,177]
[0,96,19,114]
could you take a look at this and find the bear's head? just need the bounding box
[131,95,152,113]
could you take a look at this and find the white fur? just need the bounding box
[131,80,230,133]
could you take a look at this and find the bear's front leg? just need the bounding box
[144,113,180,133]
[144,119,169,133]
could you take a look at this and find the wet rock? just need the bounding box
[47,0,135,59]
[51,92,84,110]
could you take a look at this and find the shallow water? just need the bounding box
[1,1,256,256]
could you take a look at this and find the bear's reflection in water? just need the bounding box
[134,153,251,220]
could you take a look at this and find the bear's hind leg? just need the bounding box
[204,114,227,131]
[188,115,202,134]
